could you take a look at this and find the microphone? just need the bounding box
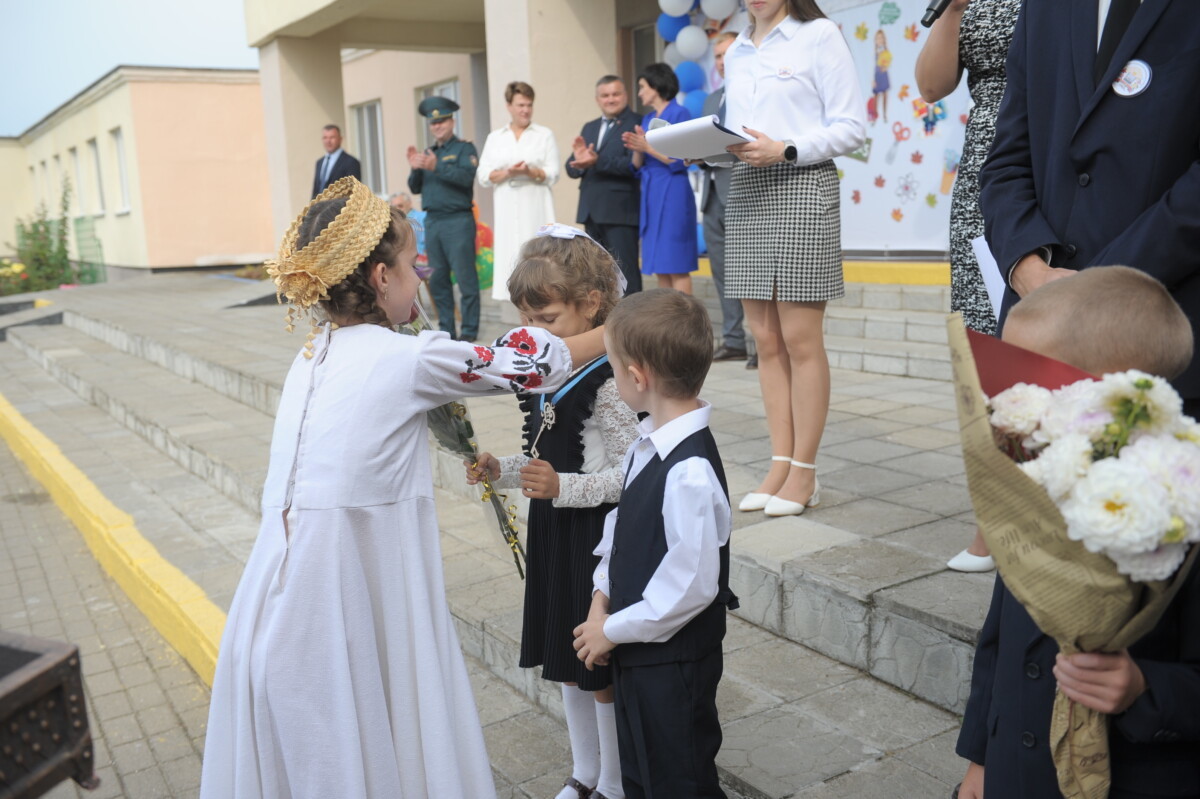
[920,0,953,27]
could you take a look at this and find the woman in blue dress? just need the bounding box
[621,62,697,294]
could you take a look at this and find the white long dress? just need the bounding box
[200,323,572,799]
[476,122,560,301]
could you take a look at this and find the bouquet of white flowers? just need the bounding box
[947,316,1199,799]
[990,371,1200,582]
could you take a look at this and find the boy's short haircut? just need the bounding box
[1008,265,1193,379]
[607,289,713,399]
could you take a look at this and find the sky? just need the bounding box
[1,0,259,136]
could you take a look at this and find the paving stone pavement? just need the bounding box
[0,440,208,799]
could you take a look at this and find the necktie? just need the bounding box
[597,118,614,149]
[1095,0,1139,85]
[322,154,334,185]
[717,93,726,125]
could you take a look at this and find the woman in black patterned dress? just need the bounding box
[917,0,1021,572]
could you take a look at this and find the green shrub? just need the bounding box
[10,179,75,293]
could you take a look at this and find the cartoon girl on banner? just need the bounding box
[872,30,892,123]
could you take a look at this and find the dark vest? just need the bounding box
[609,427,738,666]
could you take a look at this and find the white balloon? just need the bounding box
[658,0,693,16]
[663,42,684,67]
[700,0,737,19]
[675,25,709,61]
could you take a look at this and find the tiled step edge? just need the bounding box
[62,310,282,418]
[7,325,269,515]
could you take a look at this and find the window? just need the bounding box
[28,166,35,206]
[88,138,105,214]
[353,100,386,196]
[110,127,130,212]
[70,147,86,216]
[53,155,63,200]
[39,161,49,207]
[419,79,461,150]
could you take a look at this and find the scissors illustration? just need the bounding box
[886,122,912,164]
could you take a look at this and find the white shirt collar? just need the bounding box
[734,13,802,49]
[636,401,713,460]
[326,148,343,161]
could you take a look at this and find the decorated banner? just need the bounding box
[831,0,972,253]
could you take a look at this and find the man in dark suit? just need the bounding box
[565,76,642,294]
[700,32,747,364]
[980,0,1200,414]
[312,124,362,198]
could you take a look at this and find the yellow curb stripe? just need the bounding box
[0,390,223,686]
[843,261,950,286]
[696,257,950,285]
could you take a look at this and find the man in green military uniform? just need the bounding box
[407,97,480,341]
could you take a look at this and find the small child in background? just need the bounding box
[957,266,1200,799]
[467,225,638,799]
[573,289,737,799]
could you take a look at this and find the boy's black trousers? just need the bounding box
[612,648,726,798]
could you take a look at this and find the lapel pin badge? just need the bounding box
[1112,59,1152,98]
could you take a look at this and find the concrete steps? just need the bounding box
[7,324,273,514]
[0,342,259,613]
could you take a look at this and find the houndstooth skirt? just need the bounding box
[724,159,843,302]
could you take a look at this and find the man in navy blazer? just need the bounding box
[565,76,642,293]
[312,124,362,198]
[980,0,1200,413]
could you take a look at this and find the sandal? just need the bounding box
[562,777,594,799]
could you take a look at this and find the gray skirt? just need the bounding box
[724,159,843,303]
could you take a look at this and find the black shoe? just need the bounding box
[457,334,479,343]
[713,345,748,361]
[746,354,758,369]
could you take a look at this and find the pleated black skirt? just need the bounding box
[519,498,615,690]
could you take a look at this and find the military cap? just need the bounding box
[418,96,460,120]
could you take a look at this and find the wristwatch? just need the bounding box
[782,140,798,164]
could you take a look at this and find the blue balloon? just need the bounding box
[675,61,705,93]
[656,12,690,42]
[681,89,708,118]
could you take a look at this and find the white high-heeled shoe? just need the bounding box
[738,455,792,511]
[763,460,821,517]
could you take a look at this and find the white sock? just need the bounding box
[594,699,624,798]
[555,684,599,799]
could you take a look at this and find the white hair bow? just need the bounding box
[535,223,628,297]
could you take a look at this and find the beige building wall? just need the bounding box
[341,49,476,210]
[20,77,149,269]
[6,68,274,272]
[0,140,32,256]
[129,80,274,266]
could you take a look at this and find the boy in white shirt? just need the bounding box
[573,289,737,799]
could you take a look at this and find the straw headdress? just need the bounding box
[266,177,393,353]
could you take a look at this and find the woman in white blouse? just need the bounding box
[723,0,865,517]
[476,82,560,301]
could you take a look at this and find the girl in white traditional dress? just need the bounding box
[476,81,561,302]
[199,178,604,799]
[468,226,638,799]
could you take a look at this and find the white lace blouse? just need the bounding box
[493,378,639,508]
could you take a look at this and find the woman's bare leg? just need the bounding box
[774,300,829,504]
[742,298,792,496]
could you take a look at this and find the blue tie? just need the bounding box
[322,154,334,185]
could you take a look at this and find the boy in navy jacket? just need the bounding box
[957,267,1200,799]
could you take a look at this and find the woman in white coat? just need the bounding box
[476,81,560,301]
